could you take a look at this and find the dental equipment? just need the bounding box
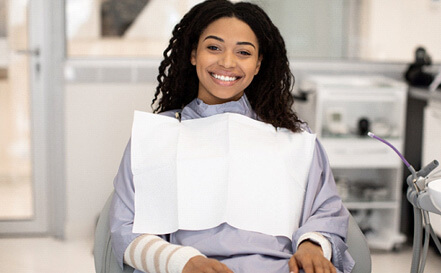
[368,132,441,273]
[429,67,441,92]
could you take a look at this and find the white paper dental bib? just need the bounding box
[131,111,316,238]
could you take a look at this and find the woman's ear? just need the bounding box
[254,55,263,75]
[191,49,197,66]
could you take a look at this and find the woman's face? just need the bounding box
[191,17,262,105]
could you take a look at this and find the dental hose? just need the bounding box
[367,132,439,273]
[367,132,417,179]
[419,211,431,273]
[412,207,423,273]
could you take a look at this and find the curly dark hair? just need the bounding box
[152,0,303,132]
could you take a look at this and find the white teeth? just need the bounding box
[212,73,237,82]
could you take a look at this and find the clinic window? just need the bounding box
[66,0,188,58]
[66,0,441,62]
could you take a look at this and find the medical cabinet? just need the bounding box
[295,75,408,250]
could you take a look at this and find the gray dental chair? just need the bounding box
[94,193,371,273]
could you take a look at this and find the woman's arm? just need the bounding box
[123,233,205,273]
[289,240,336,273]
[109,140,232,273]
[109,139,143,268]
[291,139,355,273]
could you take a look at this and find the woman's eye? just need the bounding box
[207,45,219,51]
[238,51,251,56]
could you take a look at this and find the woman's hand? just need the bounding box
[183,255,234,273]
[288,241,336,273]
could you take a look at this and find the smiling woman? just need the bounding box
[108,1,355,273]
[190,17,262,105]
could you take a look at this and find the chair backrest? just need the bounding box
[94,193,133,273]
[346,214,372,273]
[94,193,371,273]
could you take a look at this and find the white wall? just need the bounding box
[0,38,8,67]
[66,0,100,39]
[65,0,441,61]
[255,0,346,59]
[360,0,441,62]
[64,83,155,239]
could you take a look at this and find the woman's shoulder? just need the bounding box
[158,109,182,118]
[298,120,314,134]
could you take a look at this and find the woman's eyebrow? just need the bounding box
[204,35,256,49]
[204,35,224,43]
[237,41,256,49]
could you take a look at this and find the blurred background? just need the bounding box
[0,0,441,272]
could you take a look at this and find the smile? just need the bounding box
[211,73,239,82]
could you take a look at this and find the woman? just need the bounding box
[110,1,354,272]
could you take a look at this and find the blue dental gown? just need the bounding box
[109,95,355,273]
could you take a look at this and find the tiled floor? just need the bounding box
[371,246,441,273]
[0,237,440,273]
[0,237,94,273]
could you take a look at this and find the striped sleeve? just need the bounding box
[123,234,205,273]
[297,232,332,261]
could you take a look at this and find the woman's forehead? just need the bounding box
[198,17,258,47]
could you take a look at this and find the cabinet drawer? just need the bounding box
[321,138,403,168]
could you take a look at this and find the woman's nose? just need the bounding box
[218,51,236,68]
